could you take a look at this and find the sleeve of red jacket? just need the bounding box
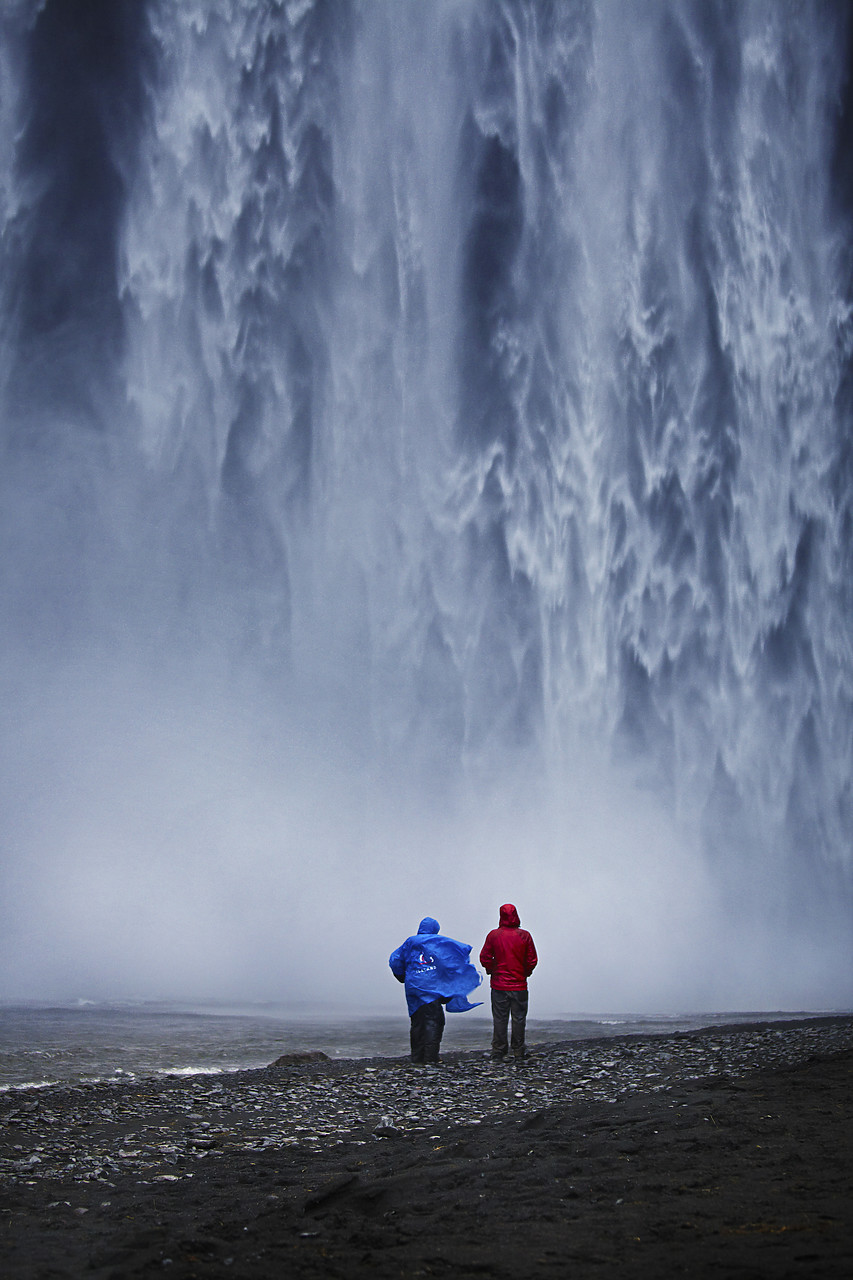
[479,933,494,973]
[525,933,538,976]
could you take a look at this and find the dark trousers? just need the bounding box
[410,999,445,1063]
[491,988,528,1058]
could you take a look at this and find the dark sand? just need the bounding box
[2,1016,852,1278]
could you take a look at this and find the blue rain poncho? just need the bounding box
[389,917,483,1015]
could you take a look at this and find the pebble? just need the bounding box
[1,1017,850,1187]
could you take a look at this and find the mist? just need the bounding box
[2,652,848,1015]
[1,0,851,1016]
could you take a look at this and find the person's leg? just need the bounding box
[508,990,529,1058]
[491,990,510,1059]
[410,1006,426,1063]
[421,1000,445,1064]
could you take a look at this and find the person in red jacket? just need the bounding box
[479,904,538,1062]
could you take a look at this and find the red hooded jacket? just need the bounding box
[479,904,538,991]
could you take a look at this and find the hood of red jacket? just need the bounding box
[499,903,520,928]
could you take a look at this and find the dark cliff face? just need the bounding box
[831,8,853,542]
[831,7,853,220]
[7,0,153,426]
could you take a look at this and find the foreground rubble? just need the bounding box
[2,1015,851,1188]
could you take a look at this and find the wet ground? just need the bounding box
[2,1015,852,1277]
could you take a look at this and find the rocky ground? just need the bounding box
[2,1015,852,1277]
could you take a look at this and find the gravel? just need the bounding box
[2,1015,851,1189]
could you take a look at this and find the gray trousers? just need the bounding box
[490,988,528,1058]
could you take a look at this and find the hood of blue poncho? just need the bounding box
[417,917,440,935]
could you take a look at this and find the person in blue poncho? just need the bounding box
[389,917,482,1065]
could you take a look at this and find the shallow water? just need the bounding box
[0,1002,832,1089]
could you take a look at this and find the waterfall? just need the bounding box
[0,0,850,1009]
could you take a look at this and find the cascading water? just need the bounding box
[0,0,851,1012]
